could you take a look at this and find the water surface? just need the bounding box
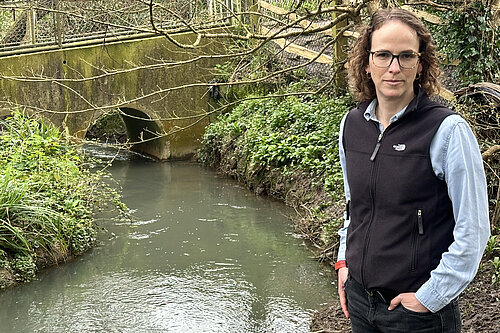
[0,146,335,332]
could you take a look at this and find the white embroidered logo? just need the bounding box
[393,144,406,152]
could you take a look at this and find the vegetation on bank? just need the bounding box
[200,86,352,197]
[0,111,125,288]
[199,85,353,255]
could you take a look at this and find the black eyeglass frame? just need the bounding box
[367,50,422,69]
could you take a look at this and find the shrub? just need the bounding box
[0,110,125,285]
[200,92,354,199]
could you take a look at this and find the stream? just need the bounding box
[0,145,336,332]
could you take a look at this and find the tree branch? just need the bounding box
[483,145,500,160]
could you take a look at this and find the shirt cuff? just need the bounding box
[415,281,449,313]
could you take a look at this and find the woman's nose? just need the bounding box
[388,57,401,72]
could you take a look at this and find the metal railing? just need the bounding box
[0,0,240,54]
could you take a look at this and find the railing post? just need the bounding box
[248,0,260,34]
[25,8,36,44]
[331,0,348,90]
[227,0,233,25]
[54,0,63,47]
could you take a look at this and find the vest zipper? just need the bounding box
[411,209,424,271]
[370,133,383,161]
[361,127,383,287]
[417,209,424,235]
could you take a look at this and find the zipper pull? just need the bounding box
[417,209,424,235]
[370,133,383,161]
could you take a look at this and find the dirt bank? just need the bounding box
[310,262,500,332]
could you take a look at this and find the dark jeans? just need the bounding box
[344,275,461,333]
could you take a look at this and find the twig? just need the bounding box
[482,145,500,160]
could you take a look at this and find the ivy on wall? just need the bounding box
[431,1,500,85]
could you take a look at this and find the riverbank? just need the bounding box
[198,90,500,332]
[0,111,125,289]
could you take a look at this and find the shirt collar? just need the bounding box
[363,99,409,125]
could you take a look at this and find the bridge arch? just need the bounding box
[119,107,170,160]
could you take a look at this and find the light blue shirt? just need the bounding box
[337,99,490,312]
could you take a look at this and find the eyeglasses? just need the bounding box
[368,50,422,69]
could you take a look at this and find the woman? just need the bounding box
[335,8,490,332]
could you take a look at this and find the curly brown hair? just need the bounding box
[347,8,442,102]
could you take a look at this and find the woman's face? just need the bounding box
[366,20,422,104]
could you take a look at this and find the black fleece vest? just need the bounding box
[344,89,455,293]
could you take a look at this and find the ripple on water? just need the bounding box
[128,225,168,240]
[24,262,312,333]
[214,203,249,210]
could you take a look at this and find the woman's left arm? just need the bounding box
[415,115,490,313]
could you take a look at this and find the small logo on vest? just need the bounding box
[393,144,406,152]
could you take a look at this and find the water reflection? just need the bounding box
[0,145,335,332]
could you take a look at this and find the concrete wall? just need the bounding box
[0,30,228,159]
